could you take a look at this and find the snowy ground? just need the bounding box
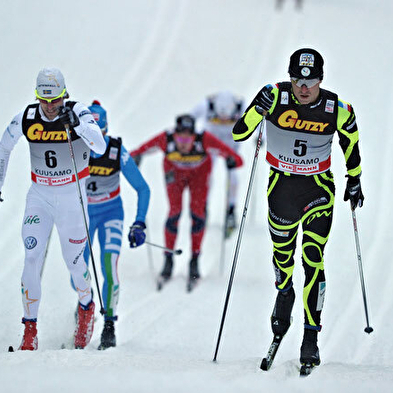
[1,0,393,392]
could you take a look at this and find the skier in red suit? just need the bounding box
[130,114,243,284]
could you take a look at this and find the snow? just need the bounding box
[0,0,392,391]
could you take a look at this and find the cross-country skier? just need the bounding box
[130,114,243,286]
[81,100,150,349]
[191,91,246,238]
[0,68,106,350]
[232,48,364,371]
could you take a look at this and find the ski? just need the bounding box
[299,362,318,377]
[186,277,199,292]
[260,334,283,371]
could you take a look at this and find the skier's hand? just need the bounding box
[254,85,274,115]
[0,191,3,202]
[226,156,237,170]
[344,175,364,210]
[128,221,146,248]
[58,106,80,128]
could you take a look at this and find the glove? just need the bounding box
[133,154,142,167]
[226,156,237,169]
[58,106,80,128]
[254,85,274,115]
[128,221,146,248]
[344,175,364,210]
[0,192,3,202]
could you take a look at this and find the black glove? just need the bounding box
[344,175,364,210]
[128,221,146,248]
[0,192,3,202]
[133,154,142,167]
[254,85,274,115]
[58,106,80,128]
[226,156,237,169]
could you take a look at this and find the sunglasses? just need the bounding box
[35,88,66,103]
[174,134,194,144]
[291,77,320,88]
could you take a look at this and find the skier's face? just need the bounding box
[291,79,321,105]
[39,97,65,120]
[174,131,195,153]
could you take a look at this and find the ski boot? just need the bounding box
[224,205,236,239]
[160,253,173,280]
[19,318,38,351]
[189,254,200,280]
[300,328,320,366]
[187,254,200,292]
[74,300,95,349]
[98,320,116,350]
[271,286,295,336]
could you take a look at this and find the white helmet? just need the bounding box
[35,68,68,99]
[214,91,236,119]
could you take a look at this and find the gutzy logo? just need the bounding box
[24,236,37,250]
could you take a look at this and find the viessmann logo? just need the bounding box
[27,123,67,141]
[278,110,329,132]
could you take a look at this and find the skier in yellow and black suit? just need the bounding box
[232,48,364,370]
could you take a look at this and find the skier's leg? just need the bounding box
[189,162,210,257]
[21,186,54,321]
[267,170,300,336]
[164,169,184,251]
[20,186,54,350]
[162,168,185,277]
[97,216,123,320]
[299,172,335,364]
[56,185,92,308]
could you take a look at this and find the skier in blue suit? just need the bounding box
[83,100,150,349]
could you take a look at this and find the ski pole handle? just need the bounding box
[145,241,182,255]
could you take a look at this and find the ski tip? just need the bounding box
[299,362,317,377]
[8,345,14,352]
[260,358,269,371]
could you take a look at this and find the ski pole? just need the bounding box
[213,118,265,362]
[145,241,182,255]
[351,208,373,334]
[65,123,106,316]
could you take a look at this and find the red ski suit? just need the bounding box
[130,129,243,255]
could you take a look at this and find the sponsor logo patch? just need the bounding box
[69,236,87,244]
[299,53,315,67]
[109,147,118,160]
[27,108,36,119]
[281,91,289,105]
[278,110,329,132]
[316,281,326,311]
[24,215,40,225]
[24,236,37,250]
[325,100,335,113]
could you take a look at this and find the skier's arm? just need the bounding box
[336,99,361,178]
[203,131,243,168]
[120,145,150,223]
[72,102,106,155]
[232,84,278,142]
[0,112,24,194]
[130,132,167,162]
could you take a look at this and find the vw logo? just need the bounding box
[24,236,37,250]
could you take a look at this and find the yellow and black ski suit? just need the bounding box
[232,82,361,331]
